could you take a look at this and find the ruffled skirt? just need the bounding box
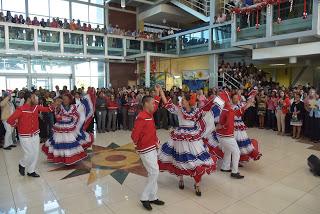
[42,129,93,165]
[158,137,216,183]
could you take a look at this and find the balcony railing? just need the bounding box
[0,21,154,59]
[232,0,317,45]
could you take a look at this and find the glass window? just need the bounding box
[72,2,89,23]
[2,0,26,14]
[7,78,28,90]
[91,0,104,5]
[52,78,71,90]
[29,0,49,18]
[0,76,6,91]
[0,58,28,73]
[50,0,70,19]
[89,5,104,25]
[31,59,72,74]
[90,61,104,76]
[74,61,90,76]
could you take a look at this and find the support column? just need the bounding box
[145,52,151,88]
[209,54,218,88]
[123,38,127,57]
[266,5,273,38]
[231,13,237,44]
[209,0,216,25]
[60,31,64,53]
[83,33,87,56]
[106,61,110,88]
[27,57,32,89]
[4,25,9,50]
[140,40,144,53]
[34,28,38,52]
[176,36,180,55]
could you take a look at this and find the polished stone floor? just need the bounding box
[1,128,320,214]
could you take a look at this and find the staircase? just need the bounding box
[290,66,308,88]
[218,72,243,89]
[170,0,210,22]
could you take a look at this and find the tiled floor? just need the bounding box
[0,128,320,214]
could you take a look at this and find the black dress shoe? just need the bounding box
[3,147,11,150]
[231,173,244,179]
[179,180,184,190]
[150,199,165,206]
[9,145,17,148]
[194,185,202,197]
[220,169,232,172]
[19,164,25,176]
[141,201,152,211]
[27,172,40,178]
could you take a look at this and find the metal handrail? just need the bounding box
[223,72,243,89]
[176,0,210,16]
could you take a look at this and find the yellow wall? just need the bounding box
[138,55,209,74]
[275,68,292,87]
[138,55,209,89]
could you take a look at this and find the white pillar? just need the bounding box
[83,33,87,56]
[60,31,64,53]
[209,0,216,25]
[266,5,273,38]
[4,25,9,50]
[145,52,151,88]
[105,61,110,88]
[34,28,38,52]
[123,38,127,57]
[209,54,218,88]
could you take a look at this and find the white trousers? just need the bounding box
[218,136,240,174]
[140,149,159,201]
[19,134,40,173]
[3,120,13,148]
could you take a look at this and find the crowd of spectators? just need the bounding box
[0,10,160,45]
[1,78,319,150]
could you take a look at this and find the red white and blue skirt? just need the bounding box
[42,93,95,165]
[205,120,261,162]
[158,118,217,183]
[234,119,261,161]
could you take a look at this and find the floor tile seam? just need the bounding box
[276,191,309,214]
[3,150,17,211]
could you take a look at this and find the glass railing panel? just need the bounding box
[38,29,60,52]
[9,26,34,51]
[0,25,5,49]
[180,29,209,54]
[236,8,267,41]
[212,25,231,49]
[108,37,123,56]
[87,34,104,55]
[144,41,156,52]
[63,32,84,54]
[272,0,313,35]
[162,38,177,54]
[126,39,141,56]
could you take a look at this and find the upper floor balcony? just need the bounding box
[231,0,319,46]
[0,0,319,60]
[0,21,157,60]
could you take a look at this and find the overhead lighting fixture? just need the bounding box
[105,0,111,3]
[121,0,125,8]
[269,64,286,66]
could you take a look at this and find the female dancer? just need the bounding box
[42,88,95,165]
[231,93,262,162]
[157,88,217,196]
[205,91,261,164]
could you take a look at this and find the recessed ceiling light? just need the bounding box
[269,64,286,66]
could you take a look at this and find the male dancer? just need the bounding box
[216,91,244,179]
[131,85,165,210]
[7,91,60,177]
